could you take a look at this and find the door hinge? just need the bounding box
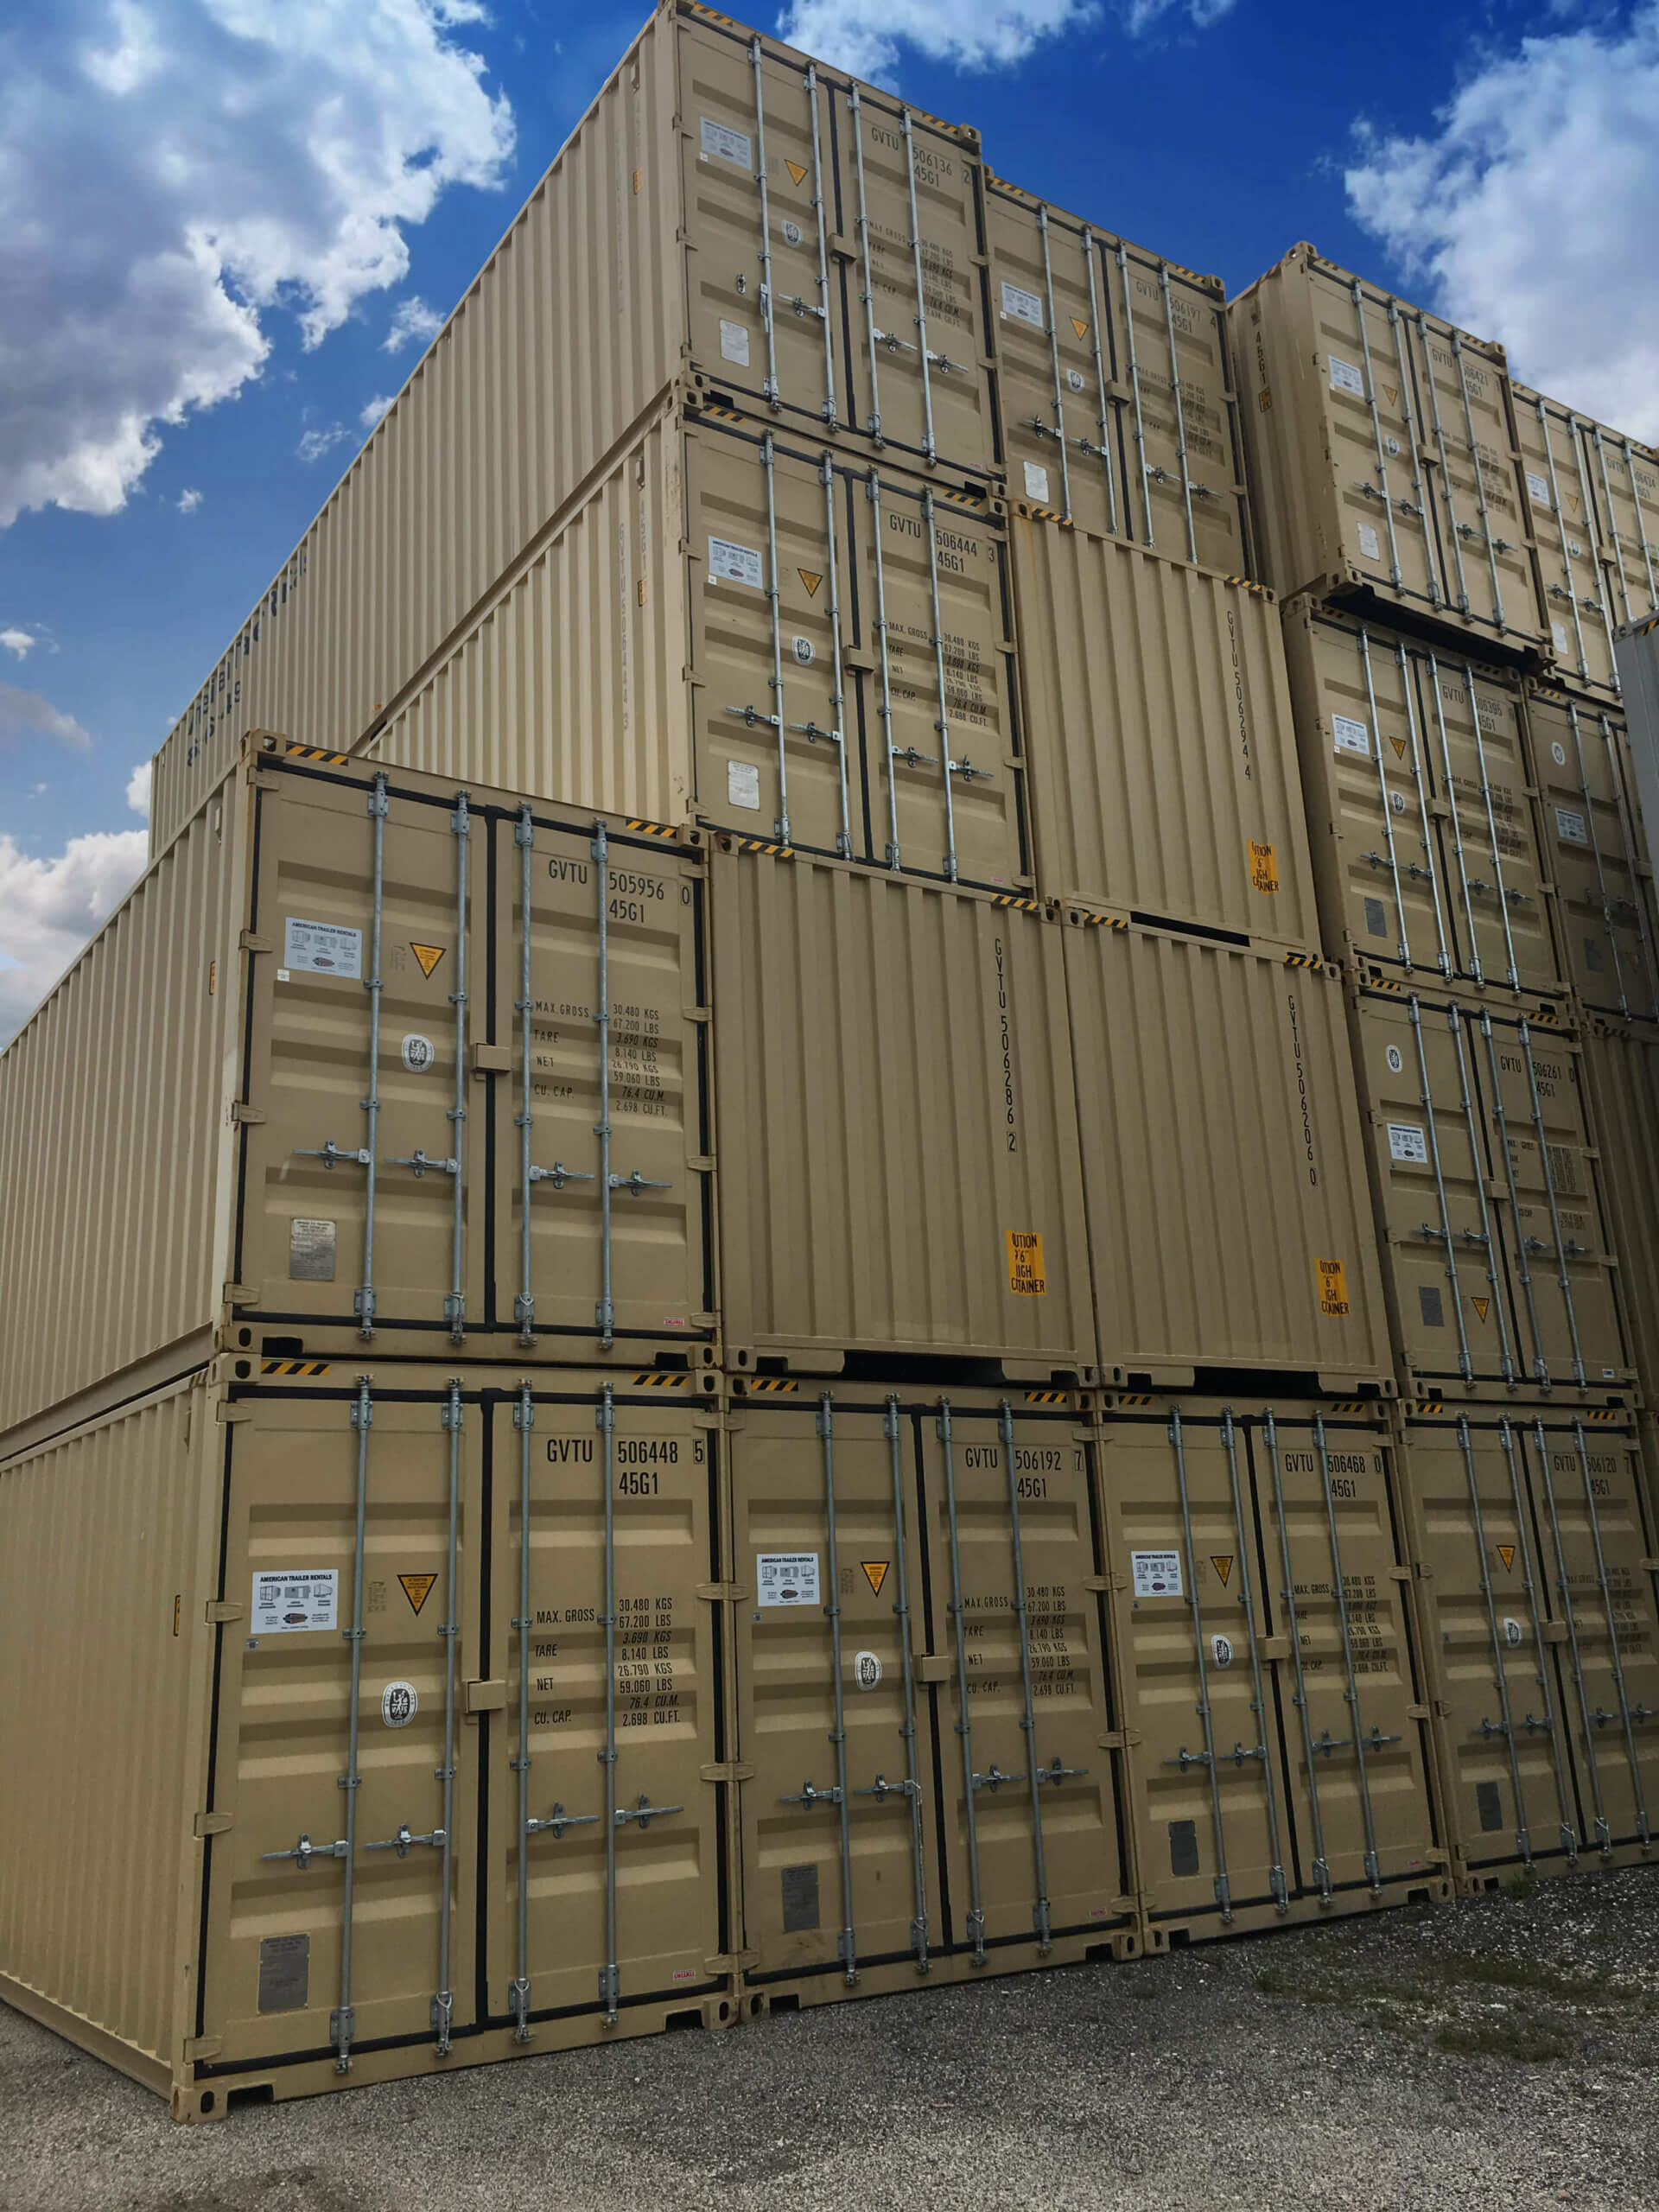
[183,2034,224,2062]
[704,1950,759,1974]
[1096,1728,1142,1750]
[214,1402,251,1424]
[1083,1574,1110,1594]
[1541,1620,1569,1644]
[230,1101,266,1126]
[700,1761,755,1784]
[222,1281,258,1306]
[696,1581,744,1603]
[465,1678,508,1714]
[205,1600,243,1624]
[238,930,273,953]
[470,1041,512,1078]
[194,1811,233,1840]
[913,1653,952,1684]
[1260,1634,1293,1661]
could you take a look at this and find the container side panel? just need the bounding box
[1583,1025,1659,1400]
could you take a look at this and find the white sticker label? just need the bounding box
[1552,622,1570,652]
[700,117,752,168]
[1329,353,1365,398]
[283,918,362,979]
[756,1553,820,1607]
[1526,470,1552,508]
[853,1650,882,1690]
[728,760,761,811]
[1001,280,1046,328]
[1131,1549,1183,1599]
[1022,460,1051,503]
[381,1681,418,1728]
[1551,741,1567,766]
[1390,791,1408,816]
[1384,433,1401,459]
[1386,1046,1404,1075]
[401,1033,435,1074]
[1211,1633,1234,1669]
[251,1570,339,1636]
[791,634,815,666]
[1555,805,1590,845]
[1332,713,1371,757]
[1065,368,1085,393]
[1357,519,1382,561]
[719,318,751,368]
[708,535,763,588]
[1389,1122,1430,1164]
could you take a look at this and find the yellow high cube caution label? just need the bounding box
[1316,1256,1350,1319]
[1248,839,1280,894]
[1007,1230,1047,1296]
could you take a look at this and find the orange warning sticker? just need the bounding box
[1070,315,1089,340]
[1316,1256,1351,1319]
[1211,1554,1234,1587]
[1248,839,1280,894]
[1007,1230,1047,1297]
[399,1572,437,1616]
[1389,735,1408,759]
[798,568,823,598]
[410,942,445,979]
[785,158,809,187]
[861,1560,890,1597]
[1258,388,1273,413]
[1472,1295,1491,1323]
[1497,1544,1516,1572]
[1382,385,1398,407]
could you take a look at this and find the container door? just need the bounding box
[1521,1420,1659,1858]
[918,1398,1132,1957]
[241,766,486,1342]
[1527,690,1659,1024]
[1584,427,1659,639]
[1097,1410,1296,1927]
[488,1380,728,2031]
[1250,1413,1440,1901]
[1395,1415,1581,1876]
[203,1381,481,2072]
[494,810,714,1359]
[1473,1016,1629,1391]
[730,1395,944,1984]
[1350,988,1517,1390]
[1412,656,1560,997]
[1515,397,1622,696]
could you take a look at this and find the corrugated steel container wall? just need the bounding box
[1617,612,1659,875]
[368,403,1031,892]
[148,2,1001,857]
[0,1376,217,2095]
[1012,517,1316,950]
[0,745,715,1457]
[984,180,1250,576]
[1582,1021,1659,1399]
[1064,925,1392,1389]
[1523,683,1659,1024]
[0,799,242,1440]
[1395,1407,1659,1884]
[1096,1398,1446,1940]
[709,842,1096,1377]
[1281,598,1565,997]
[1231,246,1547,656]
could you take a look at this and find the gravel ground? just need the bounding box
[5,1867,1658,2212]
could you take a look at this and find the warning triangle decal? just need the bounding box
[1568,493,1581,512]
[1382,385,1397,407]
[1389,735,1408,760]
[410,942,445,979]
[1472,1296,1490,1323]
[1211,1554,1234,1587]
[1071,316,1090,340]
[1497,1544,1516,1573]
[399,1572,438,1616]
[798,568,823,598]
[861,1560,890,1597]
[785,159,809,188]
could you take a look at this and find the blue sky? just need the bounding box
[3,0,1657,1034]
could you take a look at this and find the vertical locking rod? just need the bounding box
[899,111,937,464]
[1169,1409,1231,1920]
[1622,440,1659,611]
[817,1395,859,1983]
[1538,404,1591,683]
[1357,627,1412,968]
[1530,1416,1611,1853]
[598,1384,621,2017]
[1314,1413,1382,1891]
[1408,994,1475,1383]
[1497,1418,1578,1859]
[1080,228,1119,536]
[1452,334,1506,631]
[334,1376,373,2071]
[848,86,883,442]
[921,487,960,882]
[511,1383,534,2037]
[1569,1419,1649,1843]
[1037,207,1073,522]
[884,1395,929,1972]
[1564,698,1634,1016]
[1516,1018,1586,1387]
[938,1401,987,1962]
[1116,244,1154,547]
[1353,280,1403,589]
[748,39,780,411]
[1571,423,1623,678]
[1387,297,1440,604]
[1592,429,1634,628]
[1464,663,1522,989]
[1456,1414,1532,1863]
[1221,1408,1287,1910]
[593,820,615,1350]
[1419,321,1471,615]
[804,66,836,429]
[445,792,470,1341]
[1446,1002,1516,1385]
[1396,643,1452,976]
[818,453,854,857]
[1265,1411,1332,1900]
[1425,653,1484,986]
[358,773,388,1336]
[515,808,537,1342]
[1479,1012,1549,1386]
[868,472,902,870]
[430,1381,462,2055]
[1001,1402,1052,1949]
[1160,265,1198,563]
[761,433,791,845]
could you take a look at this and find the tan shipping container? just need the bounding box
[1065,924,1392,1391]
[1345,983,1631,1403]
[1523,683,1659,1024]
[726,1378,1137,2014]
[1012,517,1317,950]
[1096,1396,1447,1942]
[0,743,715,1456]
[709,842,1096,1380]
[148,1,1001,856]
[1395,1406,1659,1885]
[0,1361,735,2119]
[1282,599,1563,996]
[365,401,1029,892]
[1232,246,1547,656]
[984,179,1250,575]
[1582,1021,1659,1401]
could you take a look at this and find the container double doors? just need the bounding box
[198,1374,726,2082]
[1526,689,1659,1024]
[1399,1414,1658,1878]
[728,1391,1132,1990]
[1098,1407,1440,1931]
[239,758,712,1361]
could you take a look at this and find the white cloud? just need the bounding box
[126,760,152,819]
[384,296,444,351]
[0,828,149,1042]
[778,0,1096,79]
[176,486,202,512]
[297,423,348,463]
[1347,8,1659,439]
[0,1,515,530]
[0,628,35,659]
[360,392,397,429]
[1121,0,1233,29]
[0,683,92,752]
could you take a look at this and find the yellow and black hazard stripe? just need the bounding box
[932,483,987,512]
[1283,950,1325,970]
[262,1359,331,1376]
[1117,1393,1154,1408]
[1360,970,1405,991]
[725,836,794,858]
[1325,1400,1372,1415]
[1072,908,1128,931]
[1023,1389,1071,1406]
[696,403,747,427]
[631,1371,690,1389]
[742,1376,800,1393]
[284,745,349,766]
[1020,505,1074,528]
[990,893,1042,913]
[624,819,677,840]
[1580,1406,1626,1423]
[1221,574,1273,598]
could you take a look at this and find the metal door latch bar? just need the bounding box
[263,1832,347,1869]
[366,1823,446,1857]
